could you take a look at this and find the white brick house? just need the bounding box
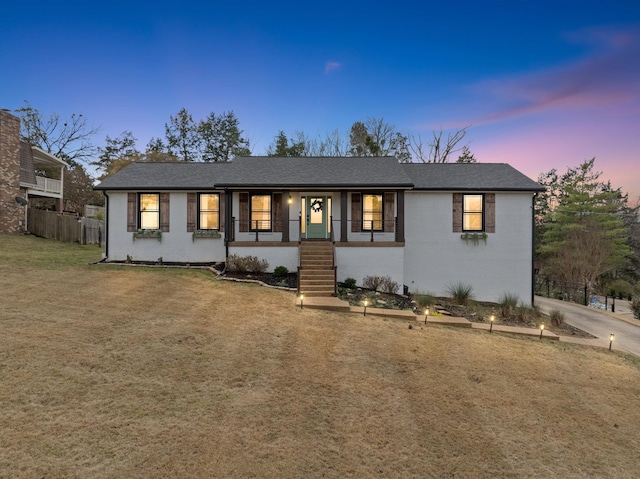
[95,156,544,304]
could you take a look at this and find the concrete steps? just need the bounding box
[299,241,335,296]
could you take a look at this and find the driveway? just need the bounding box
[535,295,640,356]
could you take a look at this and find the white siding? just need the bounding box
[106,191,226,263]
[336,246,404,290]
[403,191,535,305]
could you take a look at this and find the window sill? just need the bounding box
[460,232,487,245]
[133,230,162,241]
[192,230,221,241]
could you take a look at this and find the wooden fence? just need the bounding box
[27,208,105,246]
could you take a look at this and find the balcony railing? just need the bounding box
[34,176,62,195]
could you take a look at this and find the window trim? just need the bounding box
[250,193,272,232]
[138,192,160,230]
[197,192,220,230]
[462,193,485,232]
[362,193,384,232]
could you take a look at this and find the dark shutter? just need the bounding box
[273,193,282,232]
[160,193,170,232]
[384,192,394,233]
[187,193,196,232]
[452,193,463,233]
[351,193,361,232]
[239,193,249,232]
[127,193,136,232]
[485,193,495,233]
[219,192,225,232]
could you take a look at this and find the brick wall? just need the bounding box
[0,110,23,234]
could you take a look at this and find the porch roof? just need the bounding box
[216,156,414,188]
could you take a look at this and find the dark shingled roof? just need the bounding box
[95,157,544,192]
[216,156,414,188]
[402,162,545,191]
[95,162,231,190]
[19,142,37,185]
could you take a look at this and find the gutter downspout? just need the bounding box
[103,191,109,259]
[224,188,230,261]
[531,192,537,306]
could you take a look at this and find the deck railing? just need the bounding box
[34,176,62,195]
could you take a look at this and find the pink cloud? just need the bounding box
[470,26,640,126]
[324,61,341,74]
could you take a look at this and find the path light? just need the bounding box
[299,293,304,310]
[489,315,495,333]
[424,308,429,324]
[539,323,545,340]
[609,333,615,351]
[363,299,369,317]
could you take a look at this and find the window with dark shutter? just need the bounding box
[127,193,136,232]
[187,193,197,232]
[384,192,394,232]
[160,193,170,232]
[239,193,249,232]
[351,193,361,232]
[485,193,495,233]
[452,193,463,232]
[273,193,282,232]
[219,192,225,232]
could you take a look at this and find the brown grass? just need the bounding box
[2,234,640,478]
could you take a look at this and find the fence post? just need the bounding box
[584,283,588,306]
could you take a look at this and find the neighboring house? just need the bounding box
[0,110,67,234]
[95,156,545,304]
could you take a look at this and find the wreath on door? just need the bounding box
[310,198,323,212]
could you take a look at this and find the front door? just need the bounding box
[305,196,329,239]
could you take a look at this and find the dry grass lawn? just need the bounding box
[1,234,640,478]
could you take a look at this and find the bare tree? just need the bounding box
[409,126,469,163]
[16,101,100,166]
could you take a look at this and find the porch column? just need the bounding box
[282,190,290,242]
[340,190,348,242]
[396,190,405,242]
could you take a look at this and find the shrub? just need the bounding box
[631,298,640,320]
[446,282,474,305]
[245,256,269,273]
[226,254,246,272]
[273,266,289,278]
[381,276,399,295]
[363,275,385,291]
[608,279,633,300]
[498,292,519,318]
[414,293,435,310]
[343,277,357,289]
[549,309,565,327]
[226,254,268,273]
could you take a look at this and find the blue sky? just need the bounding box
[1,1,639,198]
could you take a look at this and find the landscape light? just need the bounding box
[609,333,615,351]
[299,293,304,310]
[363,299,369,317]
[539,323,545,340]
[489,315,495,333]
[424,308,429,324]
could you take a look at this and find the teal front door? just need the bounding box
[305,196,329,239]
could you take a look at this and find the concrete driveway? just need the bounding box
[535,295,640,356]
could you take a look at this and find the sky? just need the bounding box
[1,0,639,199]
